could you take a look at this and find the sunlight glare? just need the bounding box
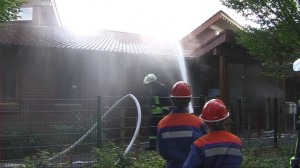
[56,0,247,39]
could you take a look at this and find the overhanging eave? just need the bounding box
[190,29,235,58]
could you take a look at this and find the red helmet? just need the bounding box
[199,99,229,122]
[171,81,192,98]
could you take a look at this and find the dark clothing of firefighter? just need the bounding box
[296,99,300,130]
[291,61,300,168]
[157,81,207,168]
[290,99,300,168]
[183,99,242,168]
[143,74,170,150]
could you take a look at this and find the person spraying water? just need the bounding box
[291,58,300,168]
[143,73,170,151]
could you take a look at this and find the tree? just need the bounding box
[221,0,300,79]
[0,0,25,23]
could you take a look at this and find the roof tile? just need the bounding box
[0,25,191,57]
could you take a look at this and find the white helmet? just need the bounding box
[143,73,157,84]
[293,58,300,71]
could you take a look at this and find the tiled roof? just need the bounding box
[0,25,191,57]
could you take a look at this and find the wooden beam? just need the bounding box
[219,54,227,100]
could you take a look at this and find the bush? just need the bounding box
[2,128,46,160]
[89,141,166,168]
[22,139,296,168]
[89,141,135,168]
[131,151,166,168]
[23,150,63,168]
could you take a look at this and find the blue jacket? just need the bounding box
[157,108,207,168]
[183,130,242,168]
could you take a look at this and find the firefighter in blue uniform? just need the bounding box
[157,81,207,168]
[183,99,243,168]
[291,109,300,168]
[291,58,300,168]
[143,73,170,150]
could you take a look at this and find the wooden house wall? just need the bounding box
[0,44,185,144]
[186,38,285,131]
[1,45,182,100]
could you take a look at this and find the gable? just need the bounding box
[181,10,244,51]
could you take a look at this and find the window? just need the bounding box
[0,62,17,100]
[16,8,33,21]
[57,65,81,99]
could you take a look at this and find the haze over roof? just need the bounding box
[0,25,191,57]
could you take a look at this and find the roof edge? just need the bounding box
[180,10,244,42]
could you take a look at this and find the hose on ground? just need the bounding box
[48,94,142,161]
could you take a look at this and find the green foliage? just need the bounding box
[0,0,25,23]
[2,128,46,159]
[131,151,166,168]
[23,150,64,168]
[221,0,300,28]
[18,139,297,168]
[50,111,96,152]
[87,141,166,168]
[241,145,294,168]
[23,150,51,168]
[235,28,297,79]
[89,141,135,168]
[221,0,300,79]
[20,141,166,168]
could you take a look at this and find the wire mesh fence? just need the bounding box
[0,99,96,164]
[0,96,297,166]
[0,95,158,166]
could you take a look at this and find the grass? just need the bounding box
[241,145,294,168]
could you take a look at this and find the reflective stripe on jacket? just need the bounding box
[151,106,169,115]
[157,108,207,168]
[183,130,242,168]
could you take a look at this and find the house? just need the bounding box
[0,0,190,160]
[0,0,185,101]
[1,0,291,133]
[0,0,293,162]
[181,11,286,132]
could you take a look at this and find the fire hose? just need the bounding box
[48,94,142,162]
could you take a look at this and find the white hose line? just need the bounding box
[124,94,141,155]
[48,94,142,161]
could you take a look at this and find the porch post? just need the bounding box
[219,54,227,100]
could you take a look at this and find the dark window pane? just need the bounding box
[0,62,16,99]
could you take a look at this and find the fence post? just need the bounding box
[0,102,2,160]
[120,109,125,145]
[273,97,278,147]
[97,96,102,148]
[267,98,270,130]
[238,97,242,133]
[136,134,140,155]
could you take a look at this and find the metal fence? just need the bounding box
[0,95,154,165]
[0,96,297,166]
